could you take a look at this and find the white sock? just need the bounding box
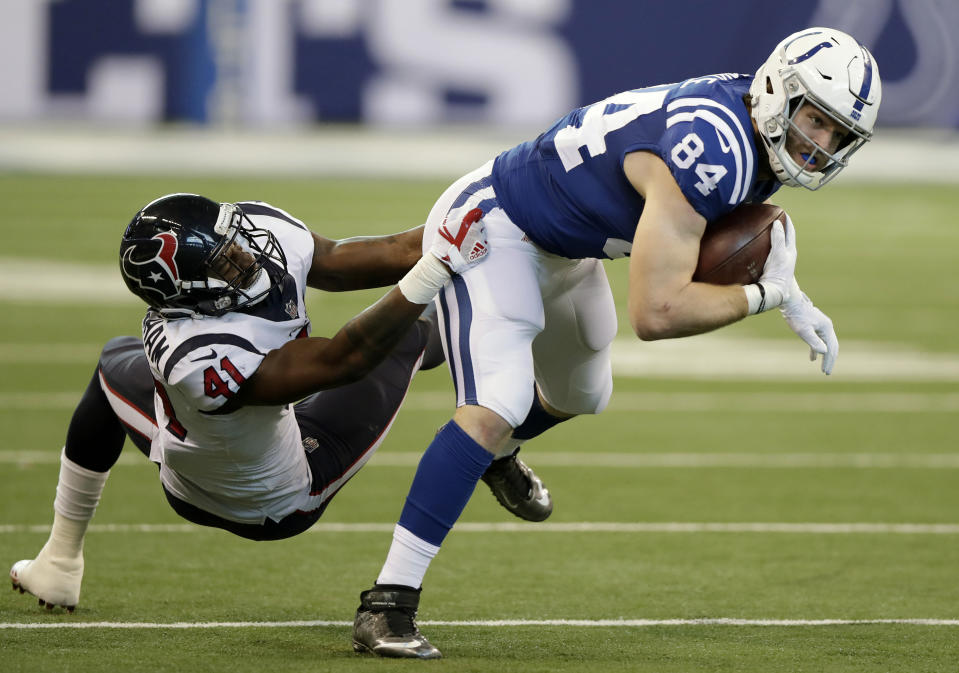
[375,524,440,589]
[39,512,89,561]
[43,449,110,559]
[53,448,110,520]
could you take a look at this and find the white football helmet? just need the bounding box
[749,27,882,190]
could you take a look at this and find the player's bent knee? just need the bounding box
[452,404,513,454]
[537,369,613,417]
[588,377,614,415]
[537,394,577,420]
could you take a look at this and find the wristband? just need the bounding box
[397,254,451,304]
[744,283,767,315]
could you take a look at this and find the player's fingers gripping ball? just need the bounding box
[756,214,798,310]
[764,216,797,286]
[430,206,489,274]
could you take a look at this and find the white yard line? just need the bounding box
[3,390,959,413]
[609,334,959,381]
[2,617,958,630]
[4,450,959,469]
[2,522,959,535]
[0,259,137,306]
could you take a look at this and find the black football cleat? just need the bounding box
[481,451,553,522]
[352,585,441,659]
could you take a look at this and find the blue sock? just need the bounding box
[397,420,494,546]
[511,387,568,441]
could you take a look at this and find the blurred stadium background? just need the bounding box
[2,2,959,671]
[1,0,959,178]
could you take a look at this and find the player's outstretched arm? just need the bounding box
[623,151,752,340]
[237,210,488,405]
[238,286,435,404]
[307,225,424,291]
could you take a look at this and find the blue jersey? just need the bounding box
[490,74,780,259]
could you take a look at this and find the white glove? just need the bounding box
[745,215,797,314]
[429,205,489,274]
[780,279,839,375]
[398,205,490,304]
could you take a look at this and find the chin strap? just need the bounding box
[157,264,273,318]
[237,267,272,306]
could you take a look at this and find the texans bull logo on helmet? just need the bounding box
[121,232,181,301]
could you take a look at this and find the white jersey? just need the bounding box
[141,202,315,524]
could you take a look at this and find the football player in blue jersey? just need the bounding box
[9,192,509,613]
[352,27,881,659]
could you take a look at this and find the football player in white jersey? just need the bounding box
[352,28,882,659]
[9,191,520,613]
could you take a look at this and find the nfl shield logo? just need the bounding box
[285,300,298,319]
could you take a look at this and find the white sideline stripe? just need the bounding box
[610,335,959,382]
[3,390,959,413]
[5,450,959,469]
[3,522,959,535]
[0,259,137,306]
[0,127,954,182]
[2,618,959,630]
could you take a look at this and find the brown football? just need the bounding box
[692,203,784,285]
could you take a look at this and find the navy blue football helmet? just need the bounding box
[119,193,287,317]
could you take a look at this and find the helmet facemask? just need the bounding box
[760,76,873,190]
[187,203,287,316]
[149,203,287,318]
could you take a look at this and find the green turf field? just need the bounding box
[1,174,958,672]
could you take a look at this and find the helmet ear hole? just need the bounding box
[766,76,773,94]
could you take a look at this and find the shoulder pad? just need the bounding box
[236,201,308,231]
[163,335,264,412]
[661,88,757,221]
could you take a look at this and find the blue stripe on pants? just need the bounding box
[451,275,477,405]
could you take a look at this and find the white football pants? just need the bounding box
[425,161,617,427]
